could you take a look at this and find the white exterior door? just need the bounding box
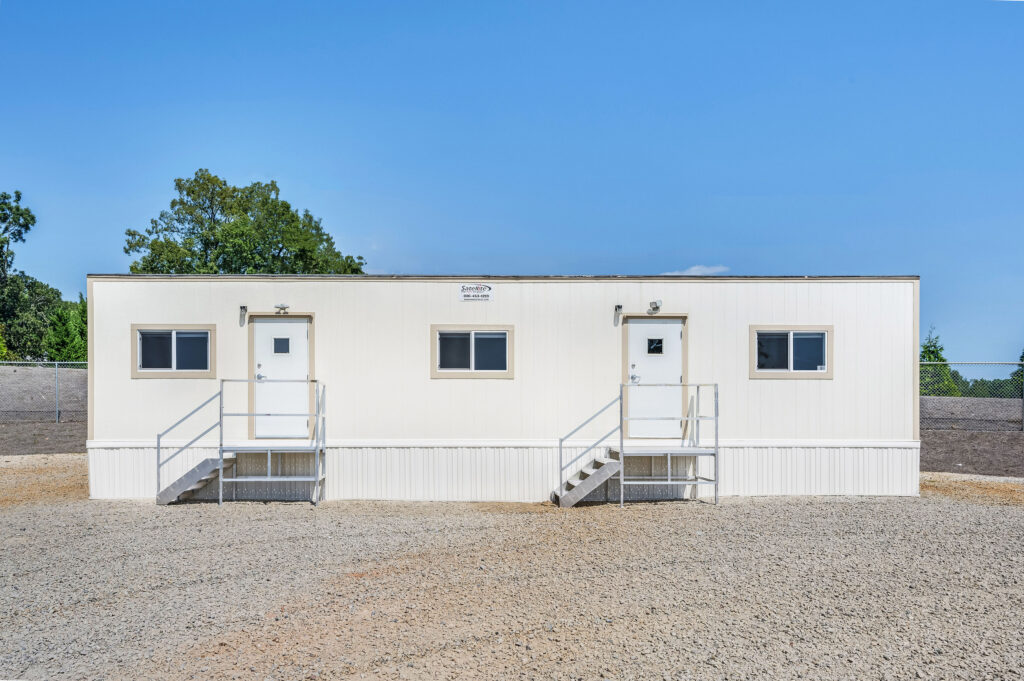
[626,317,684,438]
[252,317,310,439]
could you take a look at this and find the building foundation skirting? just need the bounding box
[87,442,920,502]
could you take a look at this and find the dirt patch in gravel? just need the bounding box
[920,429,1024,477]
[921,472,1024,506]
[0,421,86,456]
[0,453,88,507]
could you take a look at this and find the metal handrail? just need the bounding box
[156,379,327,502]
[558,395,622,495]
[623,382,719,387]
[157,391,221,440]
[219,378,320,383]
[556,381,721,507]
[617,381,720,506]
[221,412,316,417]
[165,422,219,462]
[156,391,221,495]
[561,395,621,441]
[217,378,327,505]
[622,416,715,421]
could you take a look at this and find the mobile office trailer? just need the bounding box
[86,274,920,505]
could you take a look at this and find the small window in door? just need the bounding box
[273,338,290,354]
[647,338,664,355]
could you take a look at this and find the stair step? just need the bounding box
[557,458,622,508]
[616,447,716,456]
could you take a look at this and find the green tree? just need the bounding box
[1012,347,1024,397]
[124,169,365,274]
[920,327,961,397]
[42,301,87,361]
[0,190,37,283]
[0,272,64,359]
[0,329,9,360]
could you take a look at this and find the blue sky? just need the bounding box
[1,1,1022,366]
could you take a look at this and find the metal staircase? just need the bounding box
[155,379,326,505]
[555,450,622,507]
[156,454,236,505]
[554,383,719,507]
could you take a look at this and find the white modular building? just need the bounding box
[86,274,920,505]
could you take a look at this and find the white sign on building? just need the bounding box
[459,283,493,301]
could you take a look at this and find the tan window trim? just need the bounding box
[130,323,217,379]
[430,324,514,379]
[748,324,834,380]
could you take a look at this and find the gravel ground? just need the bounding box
[0,422,87,456]
[921,429,1024,477]
[3,455,1024,680]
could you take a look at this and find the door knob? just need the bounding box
[630,374,639,383]
[255,373,266,380]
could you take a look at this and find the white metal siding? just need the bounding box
[89,444,919,502]
[90,278,917,444]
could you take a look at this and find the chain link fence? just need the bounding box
[0,361,88,423]
[920,362,1024,431]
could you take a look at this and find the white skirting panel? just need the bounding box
[88,446,216,499]
[87,442,920,502]
[323,447,563,502]
[695,445,920,498]
[88,447,320,501]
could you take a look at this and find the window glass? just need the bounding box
[139,331,172,369]
[756,332,789,370]
[793,332,826,371]
[438,332,471,369]
[175,331,209,370]
[274,337,290,354]
[647,338,663,355]
[474,332,507,370]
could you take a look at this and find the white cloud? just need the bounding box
[660,265,730,276]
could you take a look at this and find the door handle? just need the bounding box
[255,373,267,381]
[629,374,639,383]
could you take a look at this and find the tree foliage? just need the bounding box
[950,345,1024,398]
[920,329,1024,399]
[0,190,37,283]
[42,297,87,361]
[920,327,961,397]
[0,272,67,360]
[124,169,365,274]
[0,189,87,361]
[1013,347,1024,394]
